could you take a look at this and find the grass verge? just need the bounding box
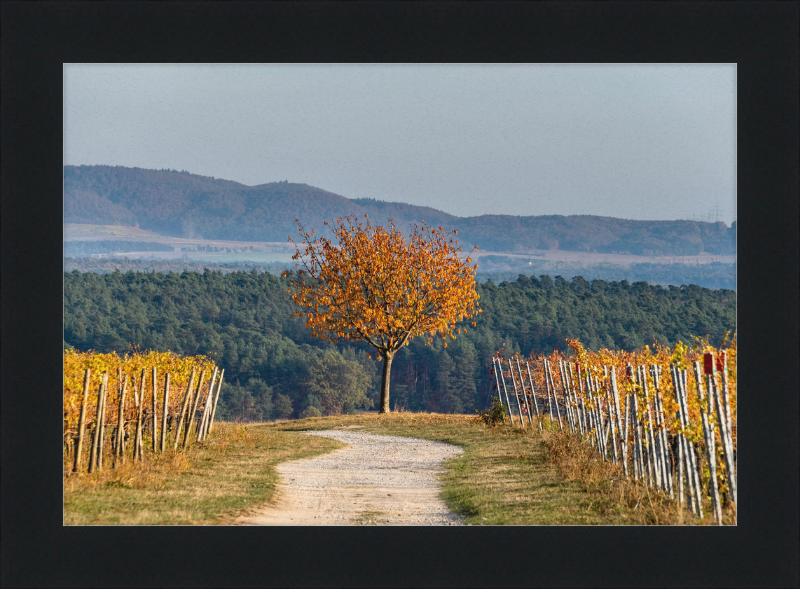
[63,422,345,525]
[271,413,640,524]
[65,411,735,525]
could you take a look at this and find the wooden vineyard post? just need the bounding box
[160,373,170,452]
[605,386,619,464]
[717,351,736,484]
[672,365,702,518]
[636,367,653,486]
[682,369,704,518]
[694,360,723,524]
[513,359,533,426]
[131,372,139,409]
[598,379,610,461]
[151,367,158,453]
[492,358,509,425]
[567,363,583,435]
[650,364,674,499]
[187,368,215,446]
[199,368,218,439]
[543,360,555,429]
[206,369,225,437]
[524,362,543,431]
[545,360,563,431]
[88,372,107,474]
[587,376,605,460]
[718,351,733,438]
[624,392,632,479]
[97,370,111,470]
[197,371,217,441]
[671,364,691,511]
[561,360,580,434]
[173,368,197,450]
[496,359,517,427]
[706,353,737,509]
[636,394,646,482]
[503,359,524,427]
[585,372,598,450]
[133,369,146,460]
[513,359,533,427]
[115,374,129,464]
[72,369,92,474]
[677,432,684,506]
[610,366,627,477]
[507,360,528,428]
[639,366,659,489]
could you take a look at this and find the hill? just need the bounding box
[64,165,736,255]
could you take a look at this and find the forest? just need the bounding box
[63,269,736,422]
[64,165,736,255]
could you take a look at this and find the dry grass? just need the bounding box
[272,412,640,524]
[64,411,736,526]
[63,422,345,525]
[542,429,737,525]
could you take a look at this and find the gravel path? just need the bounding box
[237,430,465,526]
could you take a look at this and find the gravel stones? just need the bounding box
[237,430,465,526]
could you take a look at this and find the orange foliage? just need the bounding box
[282,215,481,357]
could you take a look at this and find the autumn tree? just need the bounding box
[283,215,481,413]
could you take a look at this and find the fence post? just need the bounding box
[695,361,722,524]
[98,370,112,470]
[206,369,225,437]
[524,362,543,431]
[72,369,92,474]
[492,358,509,425]
[88,373,106,474]
[513,359,533,426]
[186,368,215,447]
[610,366,627,477]
[115,374,129,464]
[160,373,170,452]
[151,367,158,453]
[197,373,216,441]
[173,368,197,450]
[507,359,527,429]
[681,369,704,518]
[133,368,146,460]
[545,360,563,431]
[496,358,516,427]
[707,354,737,509]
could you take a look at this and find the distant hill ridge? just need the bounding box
[64,165,736,255]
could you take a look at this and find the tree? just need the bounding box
[283,215,481,413]
[302,348,372,415]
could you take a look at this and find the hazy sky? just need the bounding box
[64,64,736,224]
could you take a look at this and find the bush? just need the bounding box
[300,406,322,419]
[476,397,507,427]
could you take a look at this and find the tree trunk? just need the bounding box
[379,351,394,413]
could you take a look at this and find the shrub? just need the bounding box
[476,397,507,427]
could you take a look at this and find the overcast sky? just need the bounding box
[64,64,736,224]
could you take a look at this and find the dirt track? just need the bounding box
[236,430,465,526]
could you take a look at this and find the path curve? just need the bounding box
[237,430,464,525]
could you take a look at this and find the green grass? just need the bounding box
[63,422,345,525]
[270,413,638,525]
[65,412,728,525]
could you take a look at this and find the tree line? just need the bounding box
[63,269,736,421]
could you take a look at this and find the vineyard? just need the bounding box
[64,348,223,474]
[491,335,737,524]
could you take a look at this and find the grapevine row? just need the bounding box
[64,349,223,474]
[490,336,736,524]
